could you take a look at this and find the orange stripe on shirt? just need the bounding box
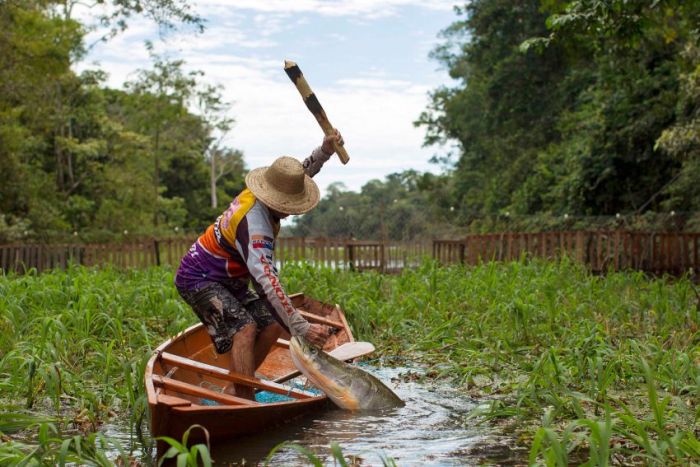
[197,189,261,278]
[198,225,229,258]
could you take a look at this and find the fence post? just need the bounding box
[380,240,386,273]
[153,239,161,266]
[614,230,621,271]
[347,241,355,271]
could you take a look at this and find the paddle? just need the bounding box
[326,341,375,361]
[273,341,375,383]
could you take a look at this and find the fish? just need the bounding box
[289,336,405,410]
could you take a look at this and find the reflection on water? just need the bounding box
[215,365,494,466]
[105,364,522,465]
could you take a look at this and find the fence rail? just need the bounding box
[1,231,698,275]
[0,237,433,274]
[0,238,196,274]
[432,231,700,275]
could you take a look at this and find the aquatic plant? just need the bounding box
[284,258,699,465]
[0,265,189,463]
[264,441,397,467]
[156,424,212,467]
[0,421,128,466]
[1,258,698,464]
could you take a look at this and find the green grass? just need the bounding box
[0,259,698,465]
[285,258,700,465]
[0,265,190,464]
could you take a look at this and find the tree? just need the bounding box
[0,0,237,239]
[289,172,461,240]
[55,0,204,44]
[520,0,700,214]
[417,0,700,223]
[194,83,237,209]
[0,1,86,236]
[125,46,203,226]
[416,0,573,219]
[656,43,700,212]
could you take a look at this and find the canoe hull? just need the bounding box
[145,293,353,446]
[151,396,333,445]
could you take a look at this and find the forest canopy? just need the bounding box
[2,1,699,242]
[295,0,700,238]
[0,0,243,242]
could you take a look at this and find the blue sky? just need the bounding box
[76,0,460,196]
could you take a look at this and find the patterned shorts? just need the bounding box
[177,282,276,354]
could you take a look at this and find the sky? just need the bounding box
[75,0,459,196]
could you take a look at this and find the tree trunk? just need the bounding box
[55,143,64,192]
[55,83,65,192]
[66,120,74,187]
[154,124,160,227]
[210,149,217,209]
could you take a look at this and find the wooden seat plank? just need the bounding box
[152,375,258,406]
[157,394,192,407]
[275,338,290,349]
[159,352,315,399]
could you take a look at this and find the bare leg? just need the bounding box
[254,322,283,369]
[226,323,256,400]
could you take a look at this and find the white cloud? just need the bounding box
[197,0,454,19]
[193,60,437,194]
[335,78,414,89]
[73,0,450,198]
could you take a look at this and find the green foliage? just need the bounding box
[284,260,699,465]
[157,425,212,467]
[417,0,573,218]
[0,421,128,466]
[289,171,462,240]
[418,0,700,223]
[0,1,244,242]
[0,262,698,464]
[0,265,193,461]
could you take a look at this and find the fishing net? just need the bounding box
[255,381,322,404]
[200,380,322,405]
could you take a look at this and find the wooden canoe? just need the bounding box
[145,293,356,446]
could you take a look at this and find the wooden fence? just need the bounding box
[1,231,698,275]
[433,231,700,275]
[0,237,433,274]
[0,238,197,274]
[276,237,431,273]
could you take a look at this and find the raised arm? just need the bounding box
[302,129,344,177]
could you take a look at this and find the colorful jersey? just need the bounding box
[175,146,331,337]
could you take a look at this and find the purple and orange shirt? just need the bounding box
[175,147,331,336]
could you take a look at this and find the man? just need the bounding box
[174,130,344,400]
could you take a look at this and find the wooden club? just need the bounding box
[284,60,350,164]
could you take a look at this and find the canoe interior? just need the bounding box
[146,293,354,443]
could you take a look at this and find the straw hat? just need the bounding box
[245,156,320,215]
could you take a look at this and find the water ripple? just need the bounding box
[216,365,492,466]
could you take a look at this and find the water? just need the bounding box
[209,365,518,465]
[105,364,523,465]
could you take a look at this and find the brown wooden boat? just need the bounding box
[145,293,356,446]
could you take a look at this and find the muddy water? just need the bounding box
[213,365,517,465]
[106,364,522,465]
